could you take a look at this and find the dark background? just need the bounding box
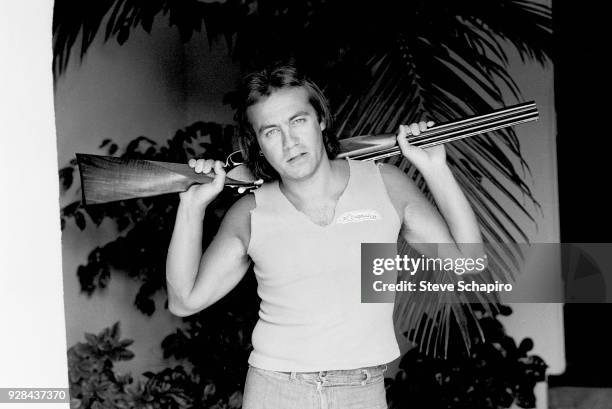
[553,0,612,387]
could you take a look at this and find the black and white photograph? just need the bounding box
[1,1,611,408]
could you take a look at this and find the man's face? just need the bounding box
[247,86,327,182]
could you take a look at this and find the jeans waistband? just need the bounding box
[249,364,388,387]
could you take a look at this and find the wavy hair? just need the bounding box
[234,63,339,182]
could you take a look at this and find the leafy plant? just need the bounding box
[62,123,257,407]
[67,322,247,409]
[129,366,199,409]
[60,121,237,314]
[386,304,547,409]
[68,322,135,409]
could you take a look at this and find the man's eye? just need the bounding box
[291,117,306,125]
[264,128,280,138]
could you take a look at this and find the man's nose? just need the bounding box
[281,128,299,150]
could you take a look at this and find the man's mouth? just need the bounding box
[287,152,307,163]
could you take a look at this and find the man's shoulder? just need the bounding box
[375,162,425,213]
[220,193,255,231]
[226,193,256,219]
[217,193,255,248]
[376,162,411,188]
[346,159,405,182]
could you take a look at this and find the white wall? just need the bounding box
[0,1,68,408]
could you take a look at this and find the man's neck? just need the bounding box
[279,157,343,204]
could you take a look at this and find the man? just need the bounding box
[166,63,482,408]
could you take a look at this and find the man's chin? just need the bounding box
[280,164,314,181]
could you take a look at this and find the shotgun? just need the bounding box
[77,101,538,205]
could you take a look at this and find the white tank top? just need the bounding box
[247,159,401,371]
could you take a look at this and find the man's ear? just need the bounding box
[320,121,326,131]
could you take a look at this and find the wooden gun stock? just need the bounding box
[76,154,255,205]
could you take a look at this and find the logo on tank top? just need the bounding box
[336,209,382,224]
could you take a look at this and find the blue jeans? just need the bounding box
[242,364,388,409]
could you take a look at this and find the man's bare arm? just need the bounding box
[380,163,481,251]
[166,158,255,317]
[379,122,484,261]
[380,163,453,244]
[166,194,254,316]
